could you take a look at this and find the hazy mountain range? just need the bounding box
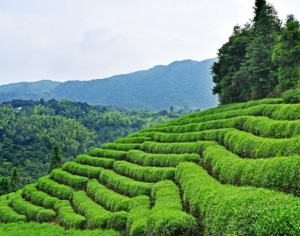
[0,58,218,111]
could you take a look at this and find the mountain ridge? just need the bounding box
[0,58,218,110]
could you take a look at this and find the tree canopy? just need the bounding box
[212,0,300,104]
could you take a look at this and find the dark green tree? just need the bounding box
[0,177,10,195]
[241,0,281,99]
[272,15,300,92]
[10,167,20,192]
[212,23,252,104]
[48,143,62,173]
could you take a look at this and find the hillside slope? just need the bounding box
[0,59,218,110]
[4,98,300,235]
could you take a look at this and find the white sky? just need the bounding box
[0,0,298,86]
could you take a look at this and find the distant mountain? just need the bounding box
[0,58,218,110]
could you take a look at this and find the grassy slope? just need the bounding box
[3,98,300,235]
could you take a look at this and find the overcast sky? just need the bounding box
[0,0,298,86]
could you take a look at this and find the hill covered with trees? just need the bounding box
[0,99,187,191]
[0,59,218,111]
[212,0,300,104]
[2,98,300,235]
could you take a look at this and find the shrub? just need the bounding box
[0,199,26,223]
[72,191,112,229]
[283,88,300,104]
[9,192,56,222]
[87,179,134,212]
[63,162,103,179]
[76,154,115,168]
[90,148,127,160]
[99,170,153,197]
[50,169,89,190]
[36,176,74,200]
[127,150,200,167]
[113,161,176,182]
[176,162,300,235]
[54,200,86,229]
[22,184,59,209]
[101,143,141,151]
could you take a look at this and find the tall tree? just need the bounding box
[272,15,300,92]
[212,23,252,104]
[10,167,20,192]
[48,143,62,173]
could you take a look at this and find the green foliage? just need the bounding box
[36,176,74,200]
[48,143,62,173]
[76,154,115,169]
[282,88,300,103]
[9,191,56,222]
[176,162,300,235]
[50,169,89,190]
[113,161,176,182]
[127,150,199,167]
[272,15,300,91]
[0,198,26,223]
[145,180,198,235]
[87,179,142,212]
[99,170,153,197]
[22,184,59,209]
[203,145,300,195]
[101,143,141,151]
[54,200,86,229]
[141,140,216,155]
[10,167,20,191]
[0,98,185,188]
[0,222,120,236]
[90,148,127,160]
[212,0,282,103]
[63,162,103,179]
[72,191,112,229]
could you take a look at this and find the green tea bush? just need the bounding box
[203,145,300,195]
[145,180,198,235]
[72,190,112,229]
[113,161,175,182]
[99,170,153,197]
[141,140,216,155]
[37,176,74,200]
[54,200,86,229]
[87,179,133,212]
[223,130,300,157]
[22,184,59,209]
[90,148,127,160]
[0,222,121,236]
[63,162,103,179]
[127,150,200,167]
[176,162,300,235]
[282,88,300,104]
[9,192,56,222]
[153,128,232,143]
[126,195,151,236]
[114,137,151,144]
[0,199,26,223]
[50,169,89,190]
[101,143,141,151]
[76,154,115,168]
[107,211,128,231]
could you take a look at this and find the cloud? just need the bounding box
[0,0,299,85]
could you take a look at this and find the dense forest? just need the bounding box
[212,0,300,104]
[0,98,187,193]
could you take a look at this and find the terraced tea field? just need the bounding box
[3,98,300,235]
